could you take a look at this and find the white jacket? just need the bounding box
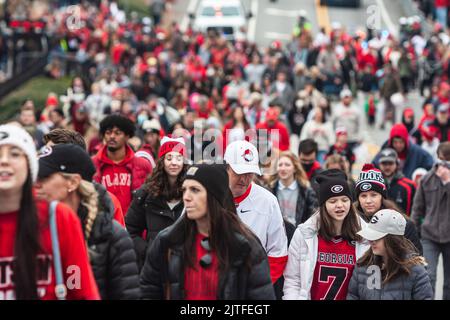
[283,213,370,300]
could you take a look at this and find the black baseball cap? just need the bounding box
[38,144,96,181]
[379,148,398,164]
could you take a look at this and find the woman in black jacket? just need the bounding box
[126,136,188,269]
[35,144,140,299]
[354,164,423,255]
[140,164,275,300]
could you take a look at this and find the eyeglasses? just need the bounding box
[199,237,212,269]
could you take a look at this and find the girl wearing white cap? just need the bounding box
[0,124,99,300]
[347,209,433,300]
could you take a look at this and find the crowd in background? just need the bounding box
[0,0,450,301]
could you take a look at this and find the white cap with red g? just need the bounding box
[224,140,261,175]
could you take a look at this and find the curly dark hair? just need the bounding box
[145,155,188,200]
[99,114,135,137]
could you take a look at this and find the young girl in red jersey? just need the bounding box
[283,170,370,300]
[0,124,99,300]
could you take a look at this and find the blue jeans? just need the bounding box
[421,239,450,300]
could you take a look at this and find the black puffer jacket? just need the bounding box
[140,221,276,300]
[125,186,184,270]
[271,180,318,226]
[82,183,140,299]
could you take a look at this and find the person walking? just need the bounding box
[347,209,433,300]
[92,114,152,214]
[224,140,288,285]
[354,164,422,254]
[140,164,275,300]
[412,142,450,300]
[283,170,370,300]
[35,144,141,299]
[0,125,99,300]
[126,137,187,269]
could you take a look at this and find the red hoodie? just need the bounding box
[389,123,410,160]
[0,201,100,300]
[92,145,152,214]
[255,120,290,151]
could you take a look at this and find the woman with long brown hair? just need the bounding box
[126,136,188,270]
[0,125,99,300]
[140,164,275,300]
[347,209,433,300]
[269,151,318,228]
[283,170,370,300]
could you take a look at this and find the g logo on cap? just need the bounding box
[370,215,379,224]
[331,185,344,193]
[242,149,254,162]
[360,183,372,191]
[0,131,9,140]
[39,145,53,158]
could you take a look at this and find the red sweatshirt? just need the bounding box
[0,201,100,300]
[256,121,290,151]
[93,145,152,214]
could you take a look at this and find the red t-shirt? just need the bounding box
[0,201,100,300]
[184,233,219,300]
[310,236,356,300]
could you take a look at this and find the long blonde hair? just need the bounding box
[62,173,98,241]
[269,151,310,189]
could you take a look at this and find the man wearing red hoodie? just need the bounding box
[256,108,290,152]
[92,115,152,214]
[372,123,434,179]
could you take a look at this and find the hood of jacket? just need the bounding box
[96,144,136,166]
[389,123,410,155]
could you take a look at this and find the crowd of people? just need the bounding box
[0,0,450,301]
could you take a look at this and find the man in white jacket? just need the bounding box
[224,140,288,284]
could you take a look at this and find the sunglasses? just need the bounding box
[199,237,212,269]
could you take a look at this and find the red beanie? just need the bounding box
[158,136,186,158]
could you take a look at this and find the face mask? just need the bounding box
[137,114,148,126]
[301,162,314,172]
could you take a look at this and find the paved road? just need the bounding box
[166,0,444,299]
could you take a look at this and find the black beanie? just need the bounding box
[185,164,232,207]
[316,170,353,206]
[355,164,387,198]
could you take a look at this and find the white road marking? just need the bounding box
[180,0,199,32]
[265,7,306,18]
[264,31,292,40]
[247,0,258,42]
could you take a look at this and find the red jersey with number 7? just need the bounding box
[310,236,356,300]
